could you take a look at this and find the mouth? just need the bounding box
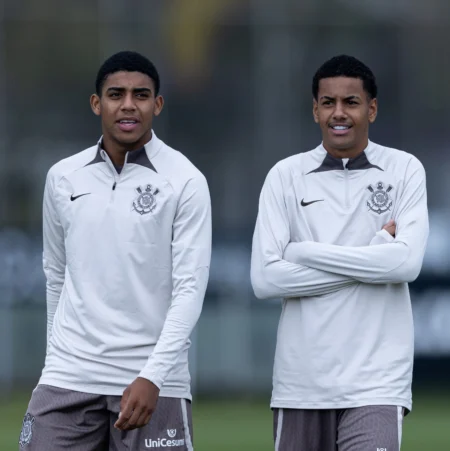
[117,118,140,132]
[329,124,352,136]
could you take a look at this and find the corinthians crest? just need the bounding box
[19,413,35,447]
[367,181,393,215]
[132,184,159,215]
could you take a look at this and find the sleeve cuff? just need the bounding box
[138,368,163,390]
[370,229,395,245]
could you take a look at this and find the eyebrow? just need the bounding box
[106,87,152,94]
[319,95,361,101]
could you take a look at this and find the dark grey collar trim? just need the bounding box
[84,146,157,172]
[346,151,383,171]
[127,147,157,172]
[85,149,104,167]
[307,152,344,173]
[307,151,383,174]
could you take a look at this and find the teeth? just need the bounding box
[120,120,136,124]
[333,126,349,130]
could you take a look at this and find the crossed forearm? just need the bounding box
[282,221,418,284]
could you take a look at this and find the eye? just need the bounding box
[322,100,332,106]
[136,93,150,98]
[109,92,121,98]
[347,100,358,105]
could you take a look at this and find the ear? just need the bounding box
[153,95,165,117]
[368,97,378,124]
[313,98,319,124]
[90,94,101,116]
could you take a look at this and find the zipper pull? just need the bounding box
[112,182,117,191]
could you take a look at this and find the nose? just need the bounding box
[121,93,136,111]
[332,101,347,119]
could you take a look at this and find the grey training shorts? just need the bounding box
[273,405,404,451]
[19,384,194,451]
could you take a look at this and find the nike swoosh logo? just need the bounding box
[70,193,91,201]
[301,198,324,207]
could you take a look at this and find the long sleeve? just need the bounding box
[284,225,394,265]
[289,158,429,284]
[42,170,66,352]
[139,174,212,388]
[251,166,357,300]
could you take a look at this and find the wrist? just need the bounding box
[137,375,161,391]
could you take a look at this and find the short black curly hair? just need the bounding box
[312,55,377,100]
[95,51,160,96]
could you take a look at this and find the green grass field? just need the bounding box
[1,392,449,450]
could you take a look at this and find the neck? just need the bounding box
[102,131,152,166]
[323,139,369,159]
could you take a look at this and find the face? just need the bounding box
[90,71,164,150]
[313,76,377,158]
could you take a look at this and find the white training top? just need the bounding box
[251,141,428,412]
[40,132,211,400]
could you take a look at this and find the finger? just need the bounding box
[115,412,133,430]
[143,413,152,426]
[135,410,151,429]
[114,412,121,429]
[114,398,135,429]
[123,405,143,431]
[123,414,151,431]
[114,412,126,430]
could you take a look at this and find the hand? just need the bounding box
[114,377,160,431]
[382,219,396,237]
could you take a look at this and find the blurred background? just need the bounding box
[1,0,450,450]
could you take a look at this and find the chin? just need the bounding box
[326,140,354,151]
[122,135,140,143]
[113,133,142,146]
[337,134,358,146]
[333,144,354,151]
